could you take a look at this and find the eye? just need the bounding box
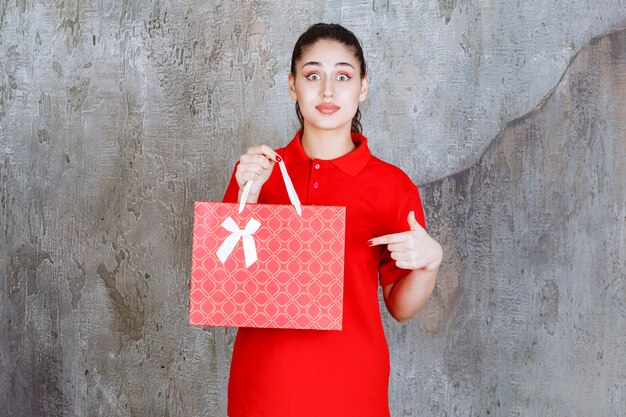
[305,73,321,81]
[337,73,351,81]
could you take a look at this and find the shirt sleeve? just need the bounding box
[378,186,426,287]
[222,163,240,203]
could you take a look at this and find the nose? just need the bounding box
[321,78,334,99]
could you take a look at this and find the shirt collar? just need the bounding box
[283,130,372,176]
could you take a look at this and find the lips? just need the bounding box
[315,103,340,114]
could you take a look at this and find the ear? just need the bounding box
[288,73,297,101]
[359,75,369,102]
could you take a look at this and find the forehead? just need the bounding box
[297,39,360,68]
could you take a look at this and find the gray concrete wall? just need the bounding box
[386,29,626,417]
[1,1,624,416]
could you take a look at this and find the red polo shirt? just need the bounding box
[223,131,425,417]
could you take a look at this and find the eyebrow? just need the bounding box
[301,61,356,70]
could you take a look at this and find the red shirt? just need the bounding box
[223,131,425,417]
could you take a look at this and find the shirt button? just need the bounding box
[313,182,320,189]
[314,163,320,170]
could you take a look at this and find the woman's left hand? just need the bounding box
[369,211,443,271]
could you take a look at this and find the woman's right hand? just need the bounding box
[235,144,281,203]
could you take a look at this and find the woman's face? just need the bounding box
[289,39,368,133]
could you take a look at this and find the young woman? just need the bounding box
[222,23,443,417]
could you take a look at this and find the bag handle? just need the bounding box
[239,159,302,216]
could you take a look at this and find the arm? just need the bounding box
[371,211,443,323]
[382,264,439,323]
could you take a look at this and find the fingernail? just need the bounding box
[275,155,282,162]
[367,240,373,246]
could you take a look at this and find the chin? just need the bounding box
[302,113,355,132]
[308,121,352,132]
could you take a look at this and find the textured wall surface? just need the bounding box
[1,1,625,416]
[386,29,626,417]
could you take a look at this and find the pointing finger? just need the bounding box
[368,232,409,246]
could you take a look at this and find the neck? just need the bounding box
[300,124,356,160]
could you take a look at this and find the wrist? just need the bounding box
[427,243,443,271]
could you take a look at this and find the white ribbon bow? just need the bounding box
[216,216,261,268]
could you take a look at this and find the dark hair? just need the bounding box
[290,23,367,133]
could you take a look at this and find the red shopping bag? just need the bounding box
[189,160,346,330]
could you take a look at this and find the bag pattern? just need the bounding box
[190,202,345,330]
